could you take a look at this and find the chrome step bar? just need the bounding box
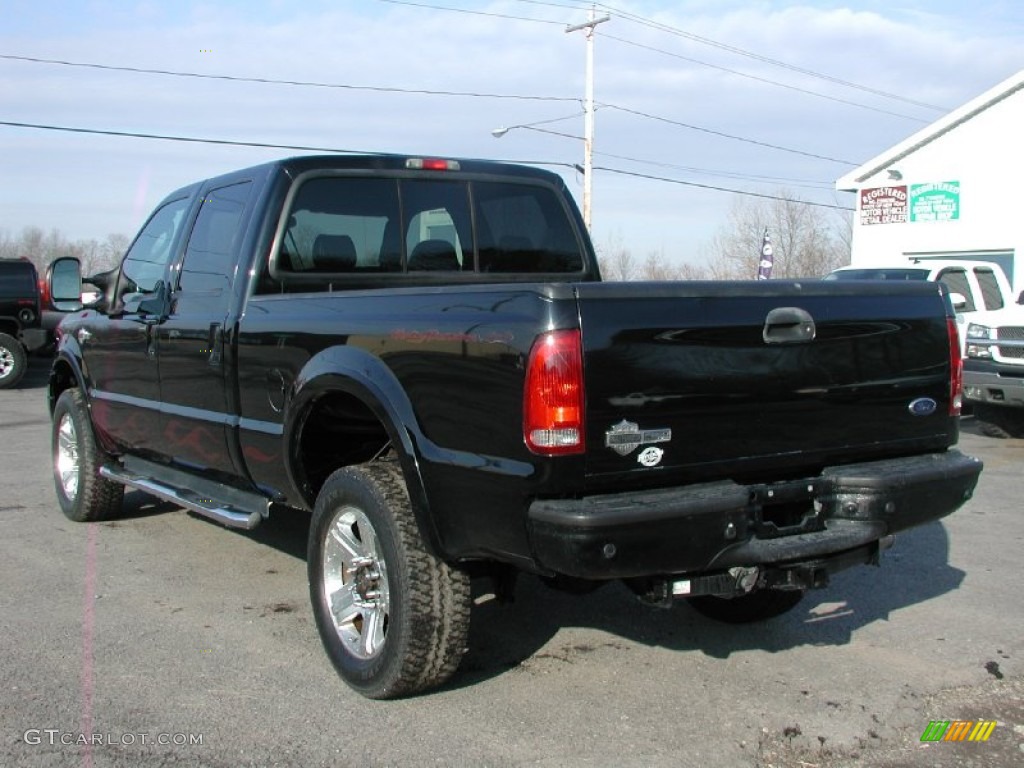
[100,464,264,530]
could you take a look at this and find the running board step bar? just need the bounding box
[100,458,268,530]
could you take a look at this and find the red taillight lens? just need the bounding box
[524,329,585,455]
[38,278,50,307]
[948,317,962,416]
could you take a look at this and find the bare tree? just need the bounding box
[701,191,851,279]
[596,234,639,281]
[0,226,129,275]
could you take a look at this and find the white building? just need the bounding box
[836,70,1024,294]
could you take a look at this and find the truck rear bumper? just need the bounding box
[526,450,982,580]
[963,359,1024,407]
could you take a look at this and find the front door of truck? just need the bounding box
[157,179,254,478]
[83,196,191,456]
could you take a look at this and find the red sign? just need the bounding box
[860,186,908,225]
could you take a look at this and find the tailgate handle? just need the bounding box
[763,307,816,344]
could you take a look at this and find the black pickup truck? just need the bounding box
[0,258,48,388]
[47,154,982,699]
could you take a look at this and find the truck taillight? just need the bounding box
[405,158,461,171]
[524,329,585,455]
[948,317,962,416]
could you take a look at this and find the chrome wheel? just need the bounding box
[0,346,13,378]
[56,412,80,500]
[322,505,390,660]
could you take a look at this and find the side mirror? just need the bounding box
[949,292,967,311]
[47,256,84,311]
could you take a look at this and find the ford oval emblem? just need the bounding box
[908,397,938,416]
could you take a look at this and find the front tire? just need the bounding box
[308,462,471,699]
[688,589,804,623]
[52,389,124,522]
[973,404,1024,439]
[0,332,27,389]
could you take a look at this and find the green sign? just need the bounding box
[910,181,960,222]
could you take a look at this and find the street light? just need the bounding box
[491,124,584,142]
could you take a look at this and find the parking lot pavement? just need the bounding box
[1,357,1021,767]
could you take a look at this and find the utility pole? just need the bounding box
[566,7,609,232]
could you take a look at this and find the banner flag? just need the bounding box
[756,228,773,280]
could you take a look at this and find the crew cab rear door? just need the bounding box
[156,178,256,477]
[576,280,957,485]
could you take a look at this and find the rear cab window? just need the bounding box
[261,173,585,291]
[0,263,38,297]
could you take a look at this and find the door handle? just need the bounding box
[763,307,816,344]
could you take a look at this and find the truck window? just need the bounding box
[276,177,400,276]
[937,269,975,311]
[178,181,252,295]
[474,182,583,273]
[120,197,190,296]
[974,268,1004,311]
[0,264,37,297]
[402,180,471,270]
[824,268,930,281]
[269,175,585,284]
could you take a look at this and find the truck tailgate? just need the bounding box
[577,280,957,485]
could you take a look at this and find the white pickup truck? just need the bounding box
[826,260,1016,355]
[827,259,1019,364]
[827,259,1024,436]
[962,298,1024,437]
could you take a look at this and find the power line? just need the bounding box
[602,34,928,122]
[584,1,949,111]
[0,119,850,211]
[593,166,854,211]
[375,0,563,25]
[0,120,369,154]
[603,104,858,165]
[375,0,941,118]
[0,53,579,104]
[4,52,857,165]
[516,121,837,186]
[593,148,835,189]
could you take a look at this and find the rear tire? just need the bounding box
[0,332,27,389]
[308,462,471,699]
[52,389,124,522]
[688,589,804,623]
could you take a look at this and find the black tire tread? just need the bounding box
[371,462,471,696]
[0,332,28,389]
[310,461,471,699]
[53,388,124,522]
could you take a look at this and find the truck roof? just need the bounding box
[194,153,567,193]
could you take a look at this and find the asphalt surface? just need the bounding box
[1,356,1022,768]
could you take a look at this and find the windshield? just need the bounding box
[825,268,930,281]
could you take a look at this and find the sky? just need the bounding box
[1,0,1022,267]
